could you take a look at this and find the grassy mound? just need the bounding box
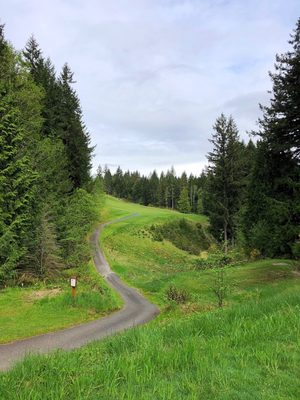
[148,218,213,255]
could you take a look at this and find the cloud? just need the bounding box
[1,0,299,174]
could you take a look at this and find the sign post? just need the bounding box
[70,276,77,298]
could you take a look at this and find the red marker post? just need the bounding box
[70,276,77,298]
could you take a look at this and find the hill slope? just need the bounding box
[0,196,299,399]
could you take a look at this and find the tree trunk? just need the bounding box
[224,221,228,254]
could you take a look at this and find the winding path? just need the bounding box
[0,215,159,371]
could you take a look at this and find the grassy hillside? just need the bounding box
[0,196,299,399]
[101,197,297,314]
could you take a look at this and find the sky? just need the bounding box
[1,0,299,176]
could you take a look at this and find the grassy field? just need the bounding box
[0,195,299,399]
[0,258,122,344]
[101,196,297,314]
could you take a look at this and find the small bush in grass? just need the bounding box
[194,251,233,270]
[211,267,230,308]
[166,285,189,304]
[250,248,261,260]
[291,235,300,259]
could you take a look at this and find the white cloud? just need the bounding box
[1,0,299,174]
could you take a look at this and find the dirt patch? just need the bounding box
[272,262,289,266]
[180,302,214,314]
[26,288,61,301]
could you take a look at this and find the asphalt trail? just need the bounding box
[0,214,159,371]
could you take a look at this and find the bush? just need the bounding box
[211,267,230,307]
[166,285,189,304]
[250,248,261,260]
[194,251,233,270]
[149,219,212,255]
[291,235,300,259]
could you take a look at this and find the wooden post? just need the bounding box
[70,276,77,298]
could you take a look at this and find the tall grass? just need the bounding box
[0,281,299,399]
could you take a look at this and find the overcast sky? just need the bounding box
[1,0,299,175]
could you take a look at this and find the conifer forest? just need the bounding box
[0,26,99,285]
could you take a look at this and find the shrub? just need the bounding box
[149,219,212,255]
[291,235,300,259]
[211,267,230,307]
[250,248,261,260]
[166,285,189,304]
[194,251,233,270]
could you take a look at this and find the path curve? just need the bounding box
[0,215,159,371]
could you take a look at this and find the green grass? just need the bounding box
[101,197,297,314]
[0,279,299,399]
[0,260,122,343]
[0,195,299,399]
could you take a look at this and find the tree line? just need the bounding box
[0,26,100,286]
[99,165,206,214]
[101,19,300,259]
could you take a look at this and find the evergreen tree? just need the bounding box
[197,189,204,214]
[34,207,63,279]
[103,166,113,194]
[113,166,124,198]
[178,187,191,213]
[130,171,141,202]
[258,19,300,159]
[180,172,188,189]
[188,175,199,213]
[157,172,166,207]
[23,37,62,139]
[205,114,242,251]
[0,30,42,283]
[58,63,92,189]
[165,167,177,209]
[242,19,300,257]
[148,170,159,205]
[0,99,38,282]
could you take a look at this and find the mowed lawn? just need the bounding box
[0,195,299,399]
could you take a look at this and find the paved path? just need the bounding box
[0,215,159,371]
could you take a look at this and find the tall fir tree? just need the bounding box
[58,63,92,189]
[0,32,41,282]
[178,187,191,213]
[205,114,242,251]
[242,19,300,256]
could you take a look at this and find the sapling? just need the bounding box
[212,267,229,307]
